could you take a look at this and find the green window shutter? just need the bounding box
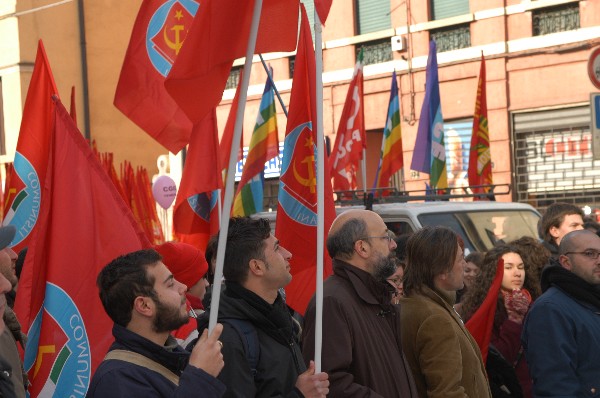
[356,0,391,35]
[431,0,469,20]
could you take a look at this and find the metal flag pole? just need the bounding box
[208,0,263,333]
[259,54,289,118]
[314,11,325,374]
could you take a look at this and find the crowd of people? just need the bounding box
[1,201,599,397]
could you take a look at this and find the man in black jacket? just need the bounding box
[539,202,584,258]
[198,217,329,398]
[88,249,226,398]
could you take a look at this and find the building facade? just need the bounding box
[1,0,599,212]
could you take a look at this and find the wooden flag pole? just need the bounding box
[208,0,263,333]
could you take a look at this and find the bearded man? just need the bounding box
[87,249,226,398]
[302,209,418,397]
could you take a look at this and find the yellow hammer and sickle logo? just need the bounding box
[292,137,316,194]
[163,24,185,55]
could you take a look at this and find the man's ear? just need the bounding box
[248,259,265,277]
[549,226,560,240]
[133,296,154,317]
[353,240,370,259]
[558,254,573,271]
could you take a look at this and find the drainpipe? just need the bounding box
[77,0,91,141]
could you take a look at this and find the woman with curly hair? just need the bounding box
[459,244,541,398]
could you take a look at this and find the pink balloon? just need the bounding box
[152,175,177,209]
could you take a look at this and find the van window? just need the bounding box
[385,221,415,236]
[418,210,540,252]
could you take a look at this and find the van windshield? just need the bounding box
[418,210,540,253]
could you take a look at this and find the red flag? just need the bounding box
[314,0,333,25]
[468,54,493,195]
[14,99,150,396]
[275,5,335,314]
[172,109,222,251]
[114,0,197,153]
[465,258,503,363]
[69,85,77,124]
[3,40,58,253]
[219,69,245,180]
[165,0,299,123]
[328,49,365,192]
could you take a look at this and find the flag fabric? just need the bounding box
[275,4,335,315]
[372,70,403,192]
[411,41,448,190]
[172,109,222,251]
[69,86,77,124]
[165,0,299,124]
[219,69,245,182]
[468,54,493,194]
[314,0,333,24]
[232,74,279,216]
[329,49,365,192]
[465,258,504,363]
[114,0,198,153]
[3,40,58,253]
[14,99,150,397]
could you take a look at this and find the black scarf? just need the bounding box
[541,260,600,310]
[225,282,294,345]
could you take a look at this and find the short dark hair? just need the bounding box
[403,226,459,296]
[394,233,412,265]
[464,251,485,268]
[205,234,218,283]
[540,203,584,243]
[97,249,161,327]
[220,217,271,283]
[326,217,368,260]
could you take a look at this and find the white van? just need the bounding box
[254,201,540,254]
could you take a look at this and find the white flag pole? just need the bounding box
[314,12,325,374]
[208,0,263,333]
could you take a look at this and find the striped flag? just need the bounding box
[468,54,493,194]
[373,71,403,192]
[232,73,279,216]
[411,41,448,190]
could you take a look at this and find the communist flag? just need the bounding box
[165,0,299,124]
[468,54,493,195]
[373,71,404,193]
[465,258,503,363]
[3,40,58,253]
[275,5,335,315]
[314,0,333,24]
[14,99,150,396]
[329,49,365,192]
[114,0,198,153]
[219,69,245,183]
[172,109,222,251]
[232,73,279,216]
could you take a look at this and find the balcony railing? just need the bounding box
[357,39,393,66]
[430,24,471,53]
[533,3,580,36]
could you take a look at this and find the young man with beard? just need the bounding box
[197,217,329,398]
[400,226,492,398]
[302,209,418,397]
[522,229,600,397]
[87,249,226,397]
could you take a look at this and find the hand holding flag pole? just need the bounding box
[208,0,264,333]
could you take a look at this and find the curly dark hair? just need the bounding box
[509,236,548,290]
[459,244,541,330]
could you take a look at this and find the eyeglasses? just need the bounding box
[360,235,393,243]
[564,250,600,260]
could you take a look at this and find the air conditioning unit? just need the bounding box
[391,35,407,52]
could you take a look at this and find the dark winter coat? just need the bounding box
[522,262,600,397]
[302,259,417,397]
[86,324,225,398]
[197,282,306,398]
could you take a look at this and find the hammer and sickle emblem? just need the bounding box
[163,24,185,55]
[292,137,316,194]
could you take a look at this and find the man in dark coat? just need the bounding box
[522,229,600,397]
[87,249,226,398]
[198,217,329,398]
[303,209,417,397]
[539,202,584,259]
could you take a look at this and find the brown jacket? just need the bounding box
[303,260,417,397]
[400,286,492,398]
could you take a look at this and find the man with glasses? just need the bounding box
[522,229,600,397]
[302,209,417,397]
